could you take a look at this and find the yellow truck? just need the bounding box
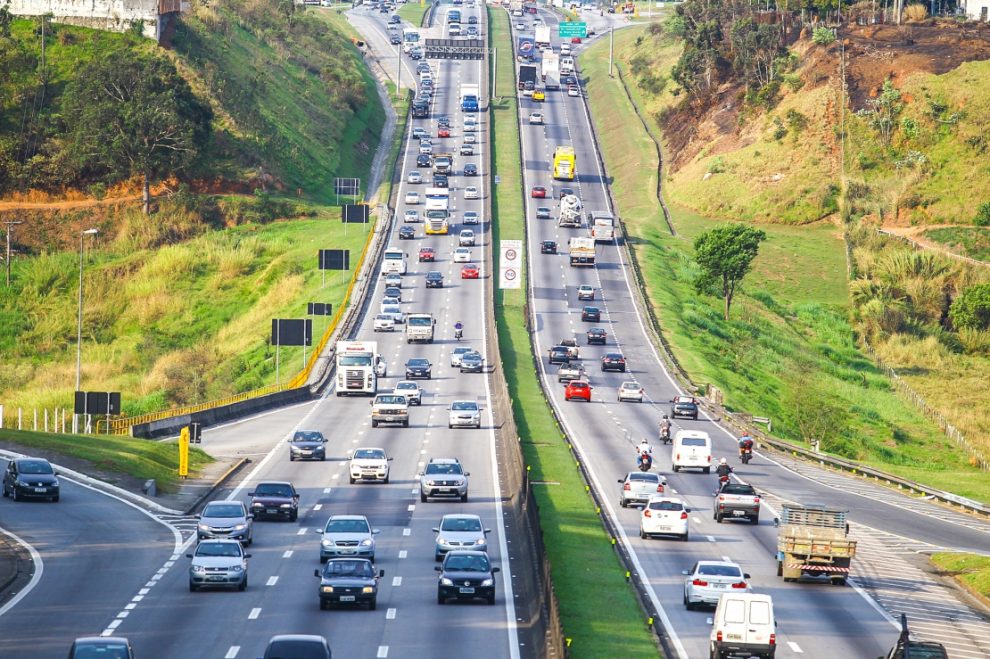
[775,504,856,585]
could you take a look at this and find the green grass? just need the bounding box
[923,227,990,262]
[580,30,990,503]
[0,429,212,493]
[488,8,659,656]
[931,553,990,600]
[397,0,430,26]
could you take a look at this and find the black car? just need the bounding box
[389,14,400,23]
[405,358,433,379]
[315,558,383,610]
[464,163,478,176]
[2,457,59,502]
[384,286,402,301]
[417,154,432,168]
[426,271,444,288]
[558,187,575,199]
[536,207,551,219]
[417,62,431,73]
[399,225,416,239]
[541,240,557,254]
[468,15,477,23]
[261,635,331,659]
[601,352,626,372]
[249,481,300,521]
[581,306,601,322]
[390,34,401,44]
[563,75,577,86]
[289,429,328,461]
[670,395,700,420]
[68,637,134,659]
[434,174,449,188]
[437,115,451,127]
[436,550,500,605]
[548,346,571,365]
[586,327,607,345]
[460,351,484,373]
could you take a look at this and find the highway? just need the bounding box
[0,4,522,658]
[514,6,990,659]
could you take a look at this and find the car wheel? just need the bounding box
[639,527,646,539]
[238,577,247,591]
[487,593,495,605]
[11,488,19,502]
[369,597,377,611]
[715,512,723,523]
[289,455,296,462]
[51,495,59,503]
[403,420,409,427]
[189,581,198,592]
[672,466,680,473]
[371,420,378,428]
[448,424,453,429]
[290,510,298,522]
[1,484,6,498]
[421,491,428,502]
[320,555,328,564]
[349,476,356,484]
[682,532,689,542]
[461,493,468,503]
[320,455,326,462]
[435,553,443,562]
[620,498,626,508]
[751,515,759,525]
[246,535,253,546]
[437,593,445,605]
[319,599,329,610]
[384,475,390,484]
[703,467,711,474]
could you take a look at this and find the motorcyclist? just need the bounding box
[738,432,754,455]
[636,439,653,456]
[658,415,672,442]
[454,321,463,339]
[715,457,732,481]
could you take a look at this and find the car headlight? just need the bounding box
[321,586,334,593]
[232,524,247,531]
[191,565,206,574]
[360,538,374,547]
[197,524,210,532]
[426,479,437,486]
[251,502,263,508]
[230,565,243,572]
[362,586,375,593]
[15,479,27,487]
[51,478,59,487]
[474,538,486,545]
[481,578,494,587]
[440,578,453,586]
[279,503,291,509]
[322,539,334,547]
[437,537,447,545]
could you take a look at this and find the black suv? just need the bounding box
[581,306,601,322]
[541,240,557,254]
[3,457,59,502]
[417,154,432,168]
[405,358,433,379]
[315,558,383,610]
[433,174,449,188]
[670,395,700,420]
[426,271,444,288]
[289,430,328,461]
[436,550,500,605]
[249,481,300,521]
[464,163,478,176]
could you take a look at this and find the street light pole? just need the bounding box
[74,228,99,433]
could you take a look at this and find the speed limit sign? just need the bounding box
[499,240,523,289]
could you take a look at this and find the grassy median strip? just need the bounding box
[397,0,430,26]
[931,553,990,603]
[487,8,659,657]
[0,429,212,493]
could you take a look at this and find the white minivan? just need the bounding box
[709,593,776,659]
[671,429,712,473]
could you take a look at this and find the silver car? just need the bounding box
[450,346,473,367]
[433,514,490,560]
[197,500,253,545]
[683,560,751,608]
[187,539,250,592]
[318,515,380,563]
[618,471,667,508]
[419,458,469,502]
[448,400,481,429]
[394,380,423,405]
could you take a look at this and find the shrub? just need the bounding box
[786,109,809,135]
[974,202,990,227]
[812,27,836,46]
[950,283,990,331]
[771,117,787,141]
[903,3,928,21]
[957,327,990,355]
[900,117,918,140]
[707,156,727,174]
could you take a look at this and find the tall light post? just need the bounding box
[74,228,98,433]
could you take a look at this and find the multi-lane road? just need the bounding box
[1,3,989,659]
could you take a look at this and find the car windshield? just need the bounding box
[698,564,743,578]
[376,396,405,405]
[445,554,490,572]
[254,484,293,497]
[324,560,374,578]
[441,517,482,532]
[376,315,392,322]
[396,382,417,391]
[463,353,481,361]
[196,543,242,557]
[408,317,432,326]
[451,402,477,411]
[426,463,462,475]
[353,449,385,460]
[70,641,131,659]
[327,519,370,534]
[18,460,53,475]
[648,500,683,512]
[682,437,707,447]
[340,355,373,366]
[203,503,243,518]
[293,431,324,442]
[408,359,429,367]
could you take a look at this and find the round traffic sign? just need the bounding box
[505,248,518,261]
[504,268,518,280]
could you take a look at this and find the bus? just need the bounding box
[552,146,576,181]
[402,28,421,53]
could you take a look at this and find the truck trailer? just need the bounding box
[775,504,857,585]
[568,237,596,266]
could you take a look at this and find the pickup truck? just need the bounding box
[714,482,761,524]
[370,393,409,428]
[557,361,586,383]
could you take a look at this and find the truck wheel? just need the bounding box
[384,475,390,484]
[672,466,680,473]
[703,467,711,474]
[832,577,847,586]
[776,561,783,577]
[403,420,409,427]
[371,420,378,428]
[751,515,759,525]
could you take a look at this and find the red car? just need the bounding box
[564,380,592,402]
[418,247,436,262]
[461,264,480,279]
[571,36,582,44]
[531,186,547,198]
[438,126,450,138]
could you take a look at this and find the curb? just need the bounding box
[183,456,251,515]
[0,528,33,607]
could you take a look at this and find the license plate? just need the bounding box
[208,576,226,582]
[267,509,277,515]
[657,526,671,531]
[339,595,356,602]
[714,584,726,589]
[440,488,453,493]
[727,633,743,641]
[733,510,746,516]
[341,549,355,554]
[458,587,475,594]
[34,487,47,493]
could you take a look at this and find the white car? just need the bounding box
[515,22,526,30]
[380,303,405,324]
[448,400,481,429]
[382,296,400,307]
[419,142,433,155]
[394,380,423,405]
[529,112,544,125]
[567,86,580,97]
[450,346,473,367]
[458,229,476,246]
[408,171,422,184]
[373,314,396,332]
[405,192,420,204]
[453,247,472,263]
[463,210,480,224]
[577,284,595,300]
[639,495,690,541]
[412,127,428,140]
[404,209,420,223]
[682,560,751,609]
[464,115,478,126]
[463,122,478,132]
[384,273,402,288]
[464,133,477,144]
[464,187,480,200]
[617,381,644,402]
[348,447,393,484]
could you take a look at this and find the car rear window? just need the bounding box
[699,564,742,577]
[629,473,658,482]
[648,500,683,512]
[681,437,707,447]
[723,598,747,624]
[749,600,772,625]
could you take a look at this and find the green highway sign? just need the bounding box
[558,22,587,38]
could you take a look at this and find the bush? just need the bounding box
[707,156,727,174]
[903,3,928,21]
[974,202,990,227]
[771,117,787,141]
[950,283,990,331]
[812,27,836,46]
[958,327,990,355]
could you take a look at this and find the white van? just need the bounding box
[709,593,776,659]
[671,430,712,473]
[382,247,407,275]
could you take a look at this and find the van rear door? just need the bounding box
[744,598,773,647]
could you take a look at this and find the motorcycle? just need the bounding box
[637,452,653,472]
[659,427,672,445]
[739,439,754,465]
[454,327,463,341]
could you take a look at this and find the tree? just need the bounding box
[784,375,851,455]
[62,51,212,214]
[693,223,767,321]
[857,79,903,149]
[950,284,990,331]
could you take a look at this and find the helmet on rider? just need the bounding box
[662,414,668,419]
[719,457,727,465]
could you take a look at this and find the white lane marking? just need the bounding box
[297,528,309,535]
[407,504,416,512]
[0,526,44,620]
[125,603,137,610]
[225,647,240,659]
[116,611,129,619]
[107,620,122,630]
[313,504,323,511]
[386,607,397,619]
[706,535,715,542]
[403,528,411,536]
[266,576,278,586]
[323,487,332,494]
[283,550,294,558]
[392,576,403,586]
[377,647,389,658]
[787,641,803,653]
[722,555,731,562]
[248,608,261,620]
[399,550,408,559]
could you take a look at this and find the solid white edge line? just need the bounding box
[0,525,43,619]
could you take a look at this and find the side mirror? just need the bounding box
[248,492,256,497]
[314,569,321,578]
[417,472,424,477]
[492,567,501,573]
[484,529,491,534]
[744,573,751,579]
[773,518,780,528]
[247,514,254,520]
[372,529,381,535]
[195,514,201,519]
[681,570,690,576]
[706,617,714,625]
[388,457,394,461]
[434,566,442,572]
[685,509,691,513]
[315,528,324,534]
[432,527,440,533]
[185,553,193,559]
[464,472,471,476]
[369,401,374,405]
[617,479,624,483]
[244,554,252,559]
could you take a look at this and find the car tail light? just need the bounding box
[675,453,680,461]
[680,512,688,520]
[707,455,711,462]
[731,581,748,589]
[656,484,664,493]
[718,495,725,502]
[769,633,776,646]
[692,579,708,587]
[623,482,631,491]
[716,631,723,642]
[754,497,761,503]
[643,509,651,518]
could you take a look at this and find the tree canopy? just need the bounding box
[693,223,767,320]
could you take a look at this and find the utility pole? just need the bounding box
[492,46,498,99]
[608,27,614,77]
[395,42,402,98]
[2,220,23,287]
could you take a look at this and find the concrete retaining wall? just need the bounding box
[8,0,181,41]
